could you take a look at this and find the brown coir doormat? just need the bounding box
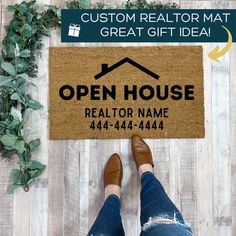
[49,46,204,139]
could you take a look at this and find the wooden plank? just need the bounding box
[229,1,236,236]
[210,3,231,236]
[169,140,181,210]
[212,49,231,236]
[120,138,139,236]
[0,160,13,236]
[229,2,236,234]
[196,43,214,236]
[230,44,236,236]
[48,141,64,236]
[79,140,90,235]
[168,1,198,235]
[27,0,51,234]
[63,141,80,236]
[28,56,49,235]
[29,182,48,236]
[185,2,214,236]
[179,140,198,234]
[153,140,170,196]
[47,1,65,236]
[0,2,13,236]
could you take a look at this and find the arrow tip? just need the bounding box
[208,52,220,62]
[208,45,221,62]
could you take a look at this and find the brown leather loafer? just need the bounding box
[103,153,123,188]
[131,135,154,169]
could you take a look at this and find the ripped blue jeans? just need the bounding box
[88,172,192,236]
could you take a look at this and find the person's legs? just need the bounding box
[139,170,191,234]
[131,135,192,235]
[87,194,125,236]
[87,154,125,236]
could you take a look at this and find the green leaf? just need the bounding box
[10,107,22,121]
[17,76,27,87]
[0,75,13,86]
[18,3,28,14]
[23,108,33,118]
[21,23,32,38]
[28,99,43,110]
[36,13,42,20]
[17,80,27,94]
[17,73,29,81]
[10,92,20,100]
[29,139,41,153]
[45,5,59,15]
[9,169,22,184]
[20,49,31,58]
[15,58,30,73]
[7,5,17,13]
[19,150,31,167]
[1,62,16,76]
[3,145,14,151]
[57,9,62,18]
[31,166,46,179]
[8,119,20,129]
[14,43,20,57]
[30,160,45,169]
[1,82,16,88]
[4,43,17,58]
[20,171,31,185]
[0,55,3,65]
[12,140,25,154]
[0,134,18,146]
[26,12,33,23]
[6,184,19,194]
[10,92,25,104]
[80,0,91,8]
[31,27,38,35]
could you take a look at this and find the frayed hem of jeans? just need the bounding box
[141,212,192,232]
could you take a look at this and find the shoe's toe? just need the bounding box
[131,135,154,168]
[104,153,123,187]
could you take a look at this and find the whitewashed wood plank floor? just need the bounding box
[0,0,236,236]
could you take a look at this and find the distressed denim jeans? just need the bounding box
[87,172,192,236]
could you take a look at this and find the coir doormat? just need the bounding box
[49,46,204,139]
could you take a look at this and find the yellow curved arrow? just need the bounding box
[208,25,232,62]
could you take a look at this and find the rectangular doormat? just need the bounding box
[49,46,204,139]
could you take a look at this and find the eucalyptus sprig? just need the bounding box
[66,0,178,9]
[0,0,177,194]
[0,0,60,193]
[125,0,178,9]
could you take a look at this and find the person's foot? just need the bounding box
[131,135,154,177]
[103,153,123,199]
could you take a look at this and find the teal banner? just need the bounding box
[61,9,236,43]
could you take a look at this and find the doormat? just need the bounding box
[49,46,204,139]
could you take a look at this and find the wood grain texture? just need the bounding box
[0,4,14,236]
[211,2,231,235]
[212,51,231,236]
[1,0,236,236]
[229,3,236,236]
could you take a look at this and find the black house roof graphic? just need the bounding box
[94,57,159,80]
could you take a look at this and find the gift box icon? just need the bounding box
[68,24,81,37]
